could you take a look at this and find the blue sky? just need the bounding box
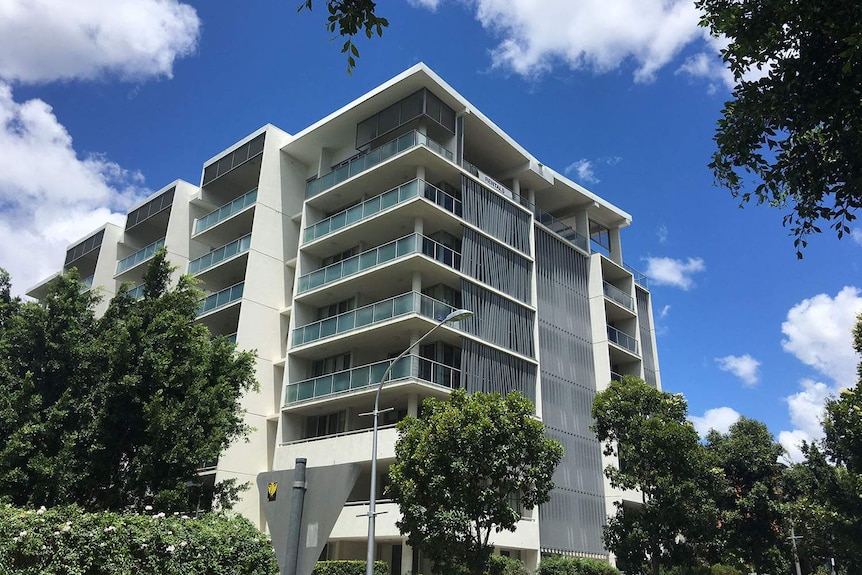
[1,0,860,461]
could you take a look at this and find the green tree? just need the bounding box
[591,376,716,575]
[387,389,563,575]
[0,251,257,512]
[704,417,787,574]
[695,0,862,256]
[297,1,389,74]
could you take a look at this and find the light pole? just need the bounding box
[365,308,473,575]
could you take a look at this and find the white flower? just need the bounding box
[104,526,116,532]
[53,531,60,536]
[62,525,71,533]
[167,530,173,535]
[144,505,153,511]
[166,545,175,553]
[180,515,190,520]
[37,506,46,515]
[180,541,187,547]
[19,530,27,537]
[155,512,166,519]
[140,543,148,549]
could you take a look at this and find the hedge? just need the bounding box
[537,556,621,575]
[311,560,388,575]
[0,503,278,574]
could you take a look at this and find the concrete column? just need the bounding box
[574,209,590,245]
[401,542,414,575]
[411,270,422,294]
[512,178,521,202]
[609,226,623,265]
[526,188,536,205]
[407,393,419,417]
[413,216,423,236]
[416,165,425,182]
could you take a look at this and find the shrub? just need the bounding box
[709,566,742,575]
[537,556,621,575]
[488,554,529,575]
[0,503,278,574]
[312,560,388,575]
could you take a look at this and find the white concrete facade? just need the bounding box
[28,64,661,573]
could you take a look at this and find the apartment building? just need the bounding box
[27,64,660,573]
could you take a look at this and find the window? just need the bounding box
[311,352,352,377]
[322,246,359,267]
[422,284,461,308]
[589,220,611,253]
[305,411,346,439]
[316,297,356,320]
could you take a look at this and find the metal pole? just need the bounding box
[789,524,802,575]
[365,309,472,575]
[285,458,308,575]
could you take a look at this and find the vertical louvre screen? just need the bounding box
[535,229,607,556]
[460,228,531,304]
[459,280,534,358]
[637,287,658,388]
[461,176,530,255]
[460,338,536,403]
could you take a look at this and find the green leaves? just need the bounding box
[297,1,389,74]
[696,0,862,256]
[388,390,562,575]
[0,253,257,513]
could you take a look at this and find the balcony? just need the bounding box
[292,292,459,347]
[79,275,94,293]
[603,281,634,311]
[193,188,257,235]
[128,284,146,300]
[297,233,460,295]
[607,325,638,355]
[285,355,461,404]
[517,197,589,253]
[189,234,252,275]
[624,263,649,289]
[116,238,165,275]
[303,179,462,244]
[198,282,244,316]
[305,131,454,198]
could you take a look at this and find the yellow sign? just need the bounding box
[267,482,278,501]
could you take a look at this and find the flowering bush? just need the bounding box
[0,504,278,574]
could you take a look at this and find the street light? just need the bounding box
[365,308,473,575]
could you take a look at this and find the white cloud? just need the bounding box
[407,0,441,10]
[690,406,741,437]
[852,229,862,245]
[564,159,598,183]
[657,224,668,244]
[781,286,862,387]
[659,304,671,319]
[715,354,761,387]
[642,256,705,290]
[0,0,200,83]
[0,84,146,295]
[777,287,862,462]
[779,379,834,463]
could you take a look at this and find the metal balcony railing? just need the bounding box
[189,234,252,274]
[303,179,462,243]
[116,238,165,274]
[603,281,634,311]
[198,282,244,315]
[305,131,454,198]
[297,233,460,294]
[292,292,460,347]
[607,325,638,354]
[284,355,461,404]
[193,189,257,235]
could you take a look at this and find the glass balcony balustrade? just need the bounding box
[198,282,244,315]
[188,234,252,274]
[624,263,649,289]
[603,281,634,311]
[297,233,461,294]
[116,238,165,274]
[303,179,462,244]
[517,197,590,253]
[284,354,461,404]
[128,284,146,300]
[193,189,257,235]
[306,131,454,198]
[607,325,638,354]
[79,275,94,292]
[292,292,459,347]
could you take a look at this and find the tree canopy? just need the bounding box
[0,251,256,512]
[387,389,563,575]
[297,1,388,74]
[696,0,862,256]
[591,376,716,575]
